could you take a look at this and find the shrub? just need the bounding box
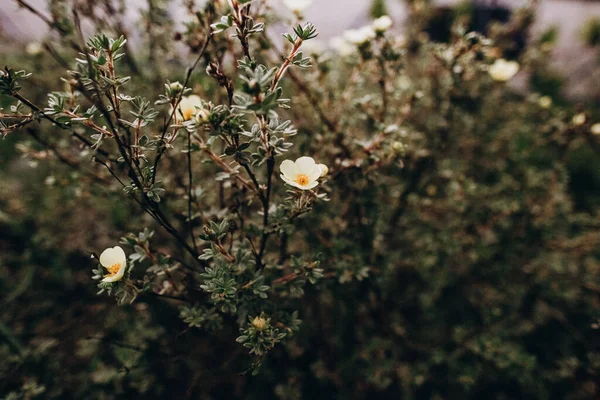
[1,0,599,398]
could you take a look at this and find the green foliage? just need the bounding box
[370,0,388,19]
[582,17,600,47]
[0,67,31,96]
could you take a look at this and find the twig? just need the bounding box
[11,92,112,160]
[0,320,24,357]
[187,130,199,251]
[258,155,275,263]
[202,148,254,192]
[230,0,252,59]
[241,163,265,202]
[377,41,388,121]
[15,0,68,34]
[145,292,189,303]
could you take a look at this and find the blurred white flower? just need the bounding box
[396,75,411,90]
[392,141,405,152]
[488,59,520,81]
[343,26,376,45]
[173,95,203,121]
[282,0,313,13]
[329,36,355,57]
[44,176,56,186]
[453,65,463,74]
[26,42,43,56]
[538,96,552,109]
[372,15,392,33]
[572,113,586,126]
[280,156,325,190]
[591,123,600,135]
[393,34,407,48]
[301,39,325,56]
[99,246,127,283]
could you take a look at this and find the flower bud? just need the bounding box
[538,96,552,109]
[426,184,437,196]
[26,42,43,56]
[591,123,600,136]
[318,163,329,178]
[572,113,586,126]
[251,316,267,331]
[169,81,184,96]
[248,79,259,91]
[373,16,392,33]
[195,108,211,125]
[392,141,405,152]
[488,59,519,82]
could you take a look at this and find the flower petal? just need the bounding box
[99,246,126,268]
[294,156,316,172]
[295,156,320,180]
[280,160,298,180]
[281,174,310,190]
[308,165,322,182]
[178,95,203,121]
[102,262,127,283]
[303,180,319,190]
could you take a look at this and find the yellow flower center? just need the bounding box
[294,174,310,186]
[107,263,121,276]
[182,108,194,121]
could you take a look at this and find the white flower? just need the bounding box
[538,96,552,109]
[373,15,393,33]
[26,42,43,56]
[488,59,520,81]
[282,0,313,13]
[573,113,586,126]
[173,95,203,121]
[99,246,127,283]
[591,123,600,136]
[280,156,326,190]
[343,26,376,45]
[329,36,355,57]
